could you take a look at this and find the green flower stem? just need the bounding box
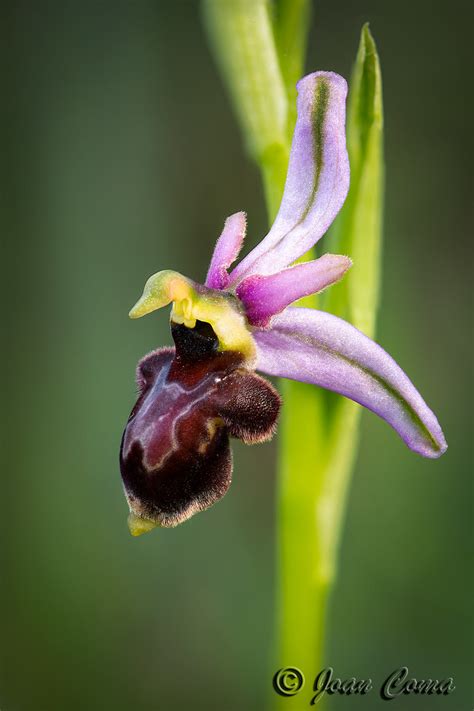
[203,6,383,709]
[276,379,328,687]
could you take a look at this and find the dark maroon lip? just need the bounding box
[120,321,281,528]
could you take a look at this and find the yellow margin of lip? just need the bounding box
[127,512,159,536]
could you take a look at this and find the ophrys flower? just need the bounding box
[120,72,446,535]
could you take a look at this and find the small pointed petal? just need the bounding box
[229,72,350,282]
[206,211,247,290]
[237,254,351,327]
[254,308,447,458]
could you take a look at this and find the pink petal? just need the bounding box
[205,211,246,290]
[237,254,351,327]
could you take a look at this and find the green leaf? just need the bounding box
[324,23,384,338]
[317,24,384,583]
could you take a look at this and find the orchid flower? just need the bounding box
[120,71,447,535]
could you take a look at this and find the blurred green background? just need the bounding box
[1,1,471,710]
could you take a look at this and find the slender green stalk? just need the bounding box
[202,6,383,710]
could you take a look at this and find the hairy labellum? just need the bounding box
[120,321,281,533]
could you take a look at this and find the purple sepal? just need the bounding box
[237,254,351,327]
[254,308,447,458]
[229,72,350,282]
[205,211,246,290]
